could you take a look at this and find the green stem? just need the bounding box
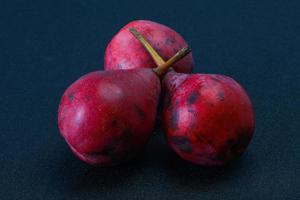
[129,28,165,66]
[153,47,191,76]
[129,27,191,76]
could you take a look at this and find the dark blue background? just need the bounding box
[0,0,299,199]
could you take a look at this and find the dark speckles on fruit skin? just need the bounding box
[117,60,133,69]
[187,91,199,104]
[169,107,179,130]
[165,38,176,45]
[187,108,194,113]
[211,76,220,86]
[217,91,225,101]
[97,128,134,163]
[171,136,192,152]
[133,104,145,119]
[116,63,123,69]
[168,99,180,130]
[225,130,252,158]
[68,92,74,101]
[156,48,163,56]
[62,106,67,113]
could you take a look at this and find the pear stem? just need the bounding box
[129,27,191,76]
[153,47,191,76]
[129,27,165,66]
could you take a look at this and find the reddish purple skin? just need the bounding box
[104,20,194,73]
[163,71,255,166]
[58,68,160,166]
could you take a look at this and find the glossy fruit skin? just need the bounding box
[104,20,194,73]
[58,68,160,166]
[163,71,255,166]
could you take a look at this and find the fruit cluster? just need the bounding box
[58,20,255,167]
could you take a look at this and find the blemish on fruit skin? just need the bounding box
[133,104,145,119]
[187,108,194,113]
[211,76,220,85]
[187,91,199,104]
[116,63,123,69]
[165,38,176,45]
[170,108,179,130]
[99,129,133,162]
[217,91,225,101]
[156,48,163,55]
[222,131,252,159]
[171,136,192,152]
[68,92,74,101]
[62,106,68,114]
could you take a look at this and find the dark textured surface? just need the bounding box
[0,0,299,199]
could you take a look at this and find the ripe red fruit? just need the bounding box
[132,29,255,166]
[104,20,194,73]
[58,69,160,166]
[58,48,191,166]
[163,72,255,166]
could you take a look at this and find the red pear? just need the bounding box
[162,72,255,166]
[58,48,191,166]
[104,20,194,73]
[132,29,255,166]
